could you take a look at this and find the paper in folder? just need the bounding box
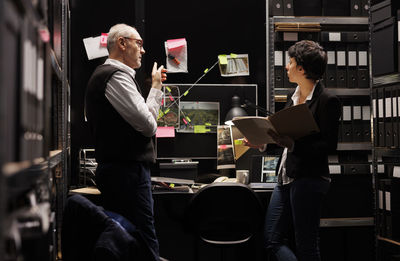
[232,103,319,146]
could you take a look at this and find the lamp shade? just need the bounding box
[225,95,247,124]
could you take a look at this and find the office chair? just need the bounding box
[61,194,157,261]
[186,182,264,261]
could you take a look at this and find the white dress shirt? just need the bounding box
[103,59,163,137]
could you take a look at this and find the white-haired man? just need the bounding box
[85,23,166,260]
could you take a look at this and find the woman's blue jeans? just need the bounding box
[264,177,330,261]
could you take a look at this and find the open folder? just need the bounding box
[232,103,319,146]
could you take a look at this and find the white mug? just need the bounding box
[236,170,249,184]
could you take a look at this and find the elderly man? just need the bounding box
[85,23,166,260]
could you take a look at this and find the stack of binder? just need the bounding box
[320,31,369,89]
[378,173,400,241]
[372,85,400,148]
[19,20,46,161]
[339,97,371,143]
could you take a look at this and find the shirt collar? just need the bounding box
[104,58,136,79]
[291,81,318,105]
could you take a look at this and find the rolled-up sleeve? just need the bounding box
[105,71,162,137]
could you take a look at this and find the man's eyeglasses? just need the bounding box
[123,37,144,49]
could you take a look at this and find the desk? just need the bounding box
[70,182,374,261]
[70,185,272,261]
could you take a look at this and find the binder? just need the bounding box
[283,0,294,16]
[342,99,353,142]
[398,10,400,73]
[357,43,369,88]
[274,46,284,89]
[378,180,386,236]
[378,88,385,146]
[372,89,378,146]
[336,43,347,88]
[385,88,393,147]
[393,86,399,147]
[361,0,369,17]
[343,31,369,42]
[270,0,284,16]
[350,0,362,17]
[352,101,363,142]
[383,179,392,238]
[362,105,371,142]
[274,33,284,89]
[347,43,358,88]
[343,163,370,174]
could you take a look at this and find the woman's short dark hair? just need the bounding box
[288,40,327,81]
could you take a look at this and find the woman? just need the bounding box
[246,40,341,261]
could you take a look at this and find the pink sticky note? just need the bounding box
[156,126,175,138]
[166,38,186,51]
[100,33,108,47]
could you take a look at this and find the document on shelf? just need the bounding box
[232,103,319,146]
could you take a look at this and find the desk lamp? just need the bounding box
[224,95,248,125]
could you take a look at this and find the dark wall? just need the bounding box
[144,0,266,102]
[70,0,266,184]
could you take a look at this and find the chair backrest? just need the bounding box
[187,182,264,245]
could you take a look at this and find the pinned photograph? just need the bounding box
[218,54,250,77]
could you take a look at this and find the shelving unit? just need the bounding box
[371,72,400,259]
[0,0,70,259]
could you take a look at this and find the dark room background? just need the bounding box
[70,0,266,184]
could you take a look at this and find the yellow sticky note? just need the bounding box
[218,54,228,65]
[183,90,189,96]
[230,53,237,58]
[194,125,209,133]
[234,139,244,145]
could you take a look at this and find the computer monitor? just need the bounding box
[156,84,258,161]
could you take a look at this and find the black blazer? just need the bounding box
[277,82,341,179]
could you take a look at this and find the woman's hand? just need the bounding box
[243,138,266,150]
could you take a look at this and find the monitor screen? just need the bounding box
[262,156,280,182]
